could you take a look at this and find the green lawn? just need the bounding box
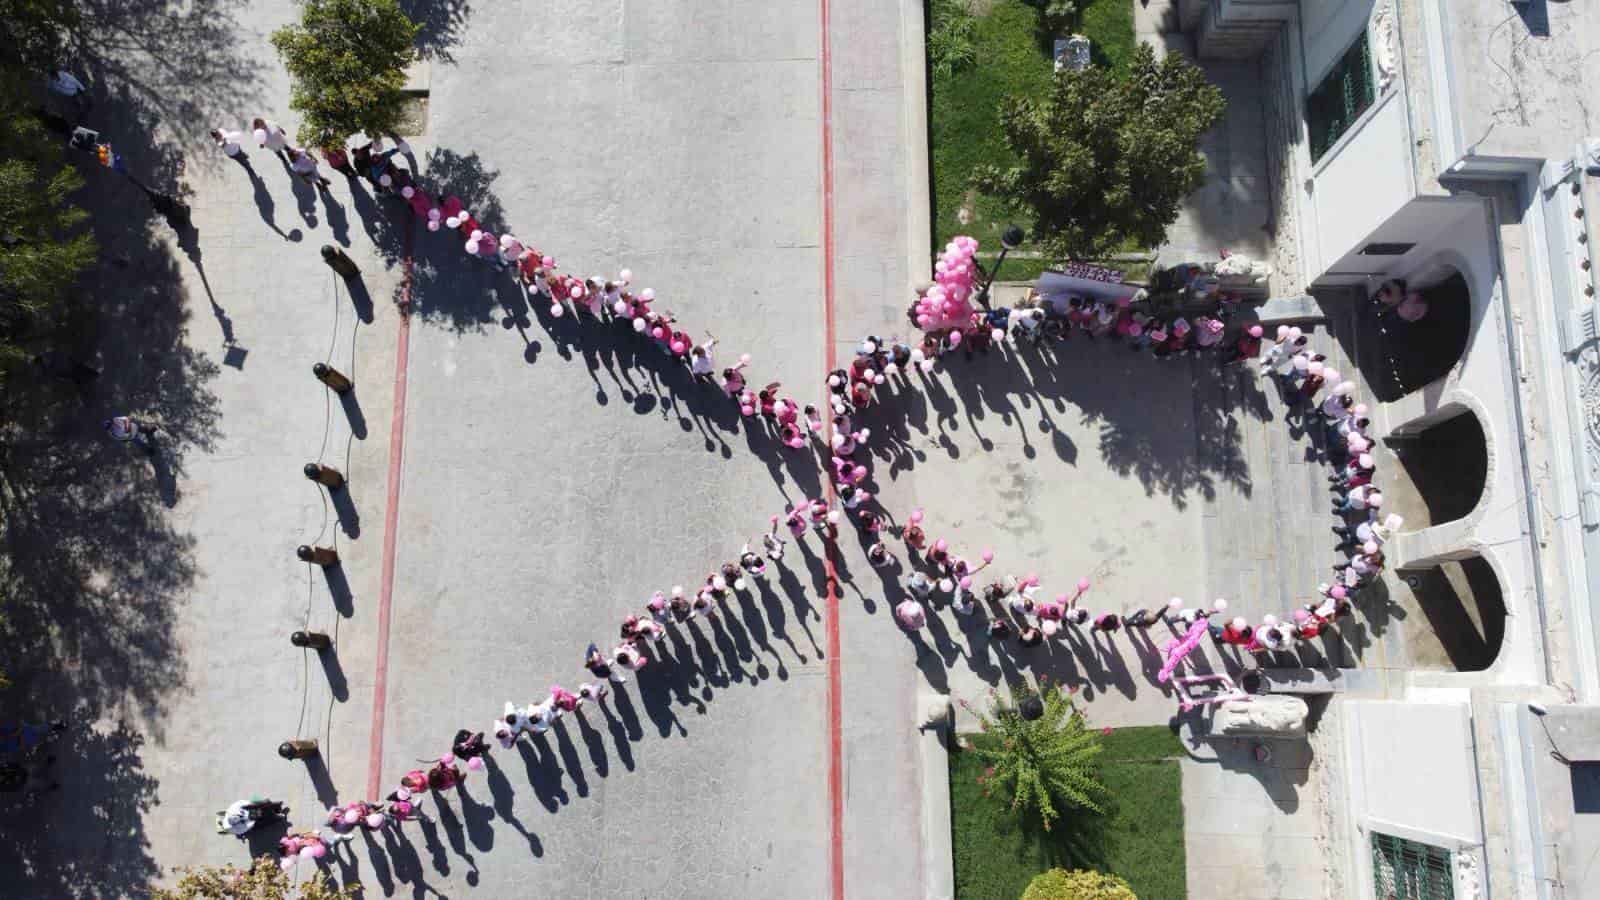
[950,725,1187,900]
[928,0,1137,265]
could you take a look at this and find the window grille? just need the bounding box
[1307,32,1376,162]
[1371,832,1455,900]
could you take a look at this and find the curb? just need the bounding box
[901,2,952,897]
[917,692,956,900]
[902,0,933,290]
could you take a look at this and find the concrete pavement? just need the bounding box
[2,1,1406,898]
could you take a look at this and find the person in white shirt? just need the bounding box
[252,117,290,158]
[210,127,247,164]
[689,334,717,380]
[1334,486,1381,514]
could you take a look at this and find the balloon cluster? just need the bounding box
[916,236,982,341]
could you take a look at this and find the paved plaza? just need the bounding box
[5,1,1547,899]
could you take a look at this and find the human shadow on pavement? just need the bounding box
[68,0,267,177]
[877,337,1264,511]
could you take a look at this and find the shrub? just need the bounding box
[928,0,978,78]
[1021,867,1138,900]
[958,679,1108,829]
[972,42,1226,260]
[270,0,421,148]
[150,855,360,899]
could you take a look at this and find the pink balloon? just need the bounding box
[366,813,386,828]
[427,220,440,231]
[981,549,995,563]
[933,539,948,552]
[670,341,687,354]
[632,318,646,332]
[342,809,362,825]
[960,576,972,589]
[1331,585,1348,599]
[310,842,327,859]
[440,753,455,765]
[948,331,963,346]
[466,756,485,771]
[852,465,867,481]
[570,284,586,299]
[1077,578,1091,592]
[550,303,564,318]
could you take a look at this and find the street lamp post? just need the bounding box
[977,225,1026,309]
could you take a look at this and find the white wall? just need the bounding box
[1301,0,1377,85]
[1345,701,1482,844]
[1310,88,1413,279]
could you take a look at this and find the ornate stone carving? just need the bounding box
[1372,0,1399,93]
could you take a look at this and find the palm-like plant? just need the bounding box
[959,678,1107,830]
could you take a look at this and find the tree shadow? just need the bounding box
[401,148,509,332]
[67,0,267,192]
[0,723,159,898]
[399,0,473,63]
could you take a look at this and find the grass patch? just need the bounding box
[950,725,1187,900]
[928,0,1138,268]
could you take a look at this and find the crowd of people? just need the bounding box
[236,130,1402,870]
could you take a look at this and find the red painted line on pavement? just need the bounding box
[367,217,413,800]
[817,1,845,898]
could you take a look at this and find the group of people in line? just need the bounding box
[220,119,1407,870]
[883,315,1403,667]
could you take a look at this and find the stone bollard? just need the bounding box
[321,244,361,278]
[303,463,346,489]
[278,739,319,760]
[312,362,353,393]
[297,545,340,566]
[291,630,332,650]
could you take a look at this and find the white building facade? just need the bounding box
[1179,1,1600,896]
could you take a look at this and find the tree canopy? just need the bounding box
[150,856,360,900]
[0,71,96,397]
[0,0,81,74]
[973,42,1226,261]
[270,0,421,149]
